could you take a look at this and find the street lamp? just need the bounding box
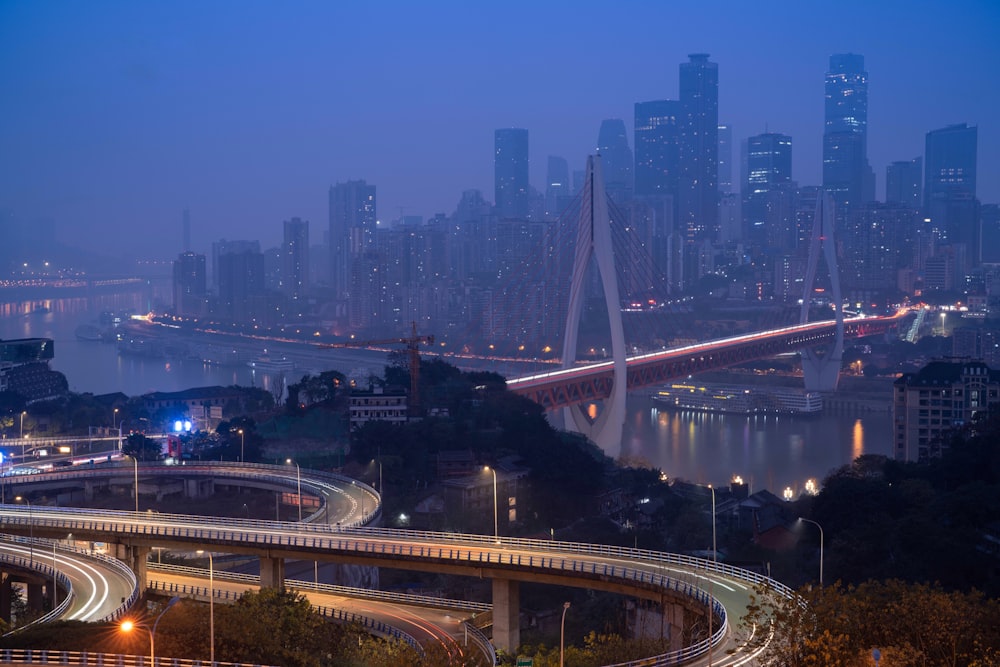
[484,466,498,542]
[120,595,181,664]
[15,496,32,565]
[798,517,824,586]
[286,459,302,521]
[559,601,571,667]
[708,484,716,666]
[237,429,244,463]
[20,412,26,440]
[197,550,215,664]
[132,457,139,513]
[113,408,119,431]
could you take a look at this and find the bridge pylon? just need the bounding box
[799,191,844,392]
[560,155,627,450]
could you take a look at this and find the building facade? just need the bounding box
[823,53,871,223]
[893,359,1000,462]
[495,128,530,220]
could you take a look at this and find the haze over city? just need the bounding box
[2,0,998,256]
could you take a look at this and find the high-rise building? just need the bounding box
[281,217,309,300]
[217,248,265,323]
[718,123,733,194]
[634,100,681,199]
[678,54,719,243]
[329,180,377,299]
[925,123,979,267]
[494,128,529,219]
[744,132,794,251]
[596,119,633,203]
[886,158,922,210]
[545,156,570,219]
[823,53,870,220]
[211,239,261,289]
[172,251,207,317]
[925,123,977,206]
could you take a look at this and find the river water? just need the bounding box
[1,294,891,493]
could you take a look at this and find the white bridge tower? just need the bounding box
[800,191,845,391]
[560,155,628,449]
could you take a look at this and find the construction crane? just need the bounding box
[317,322,434,415]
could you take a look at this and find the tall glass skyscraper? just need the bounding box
[494,128,530,219]
[745,132,793,249]
[924,123,977,206]
[678,54,719,242]
[328,179,376,299]
[823,53,869,219]
[886,158,923,210]
[281,217,309,301]
[634,100,680,197]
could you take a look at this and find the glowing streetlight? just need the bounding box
[559,601,571,667]
[120,596,181,664]
[197,550,215,663]
[484,466,498,541]
[286,459,302,521]
[237,429,244,463]
[798,517,824,586]
[113,408,119,431]
[20,412,26,440]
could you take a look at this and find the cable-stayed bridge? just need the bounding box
[502,155,909,449]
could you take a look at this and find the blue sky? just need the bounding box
[2,0,998,256]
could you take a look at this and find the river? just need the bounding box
[1,294,891,492]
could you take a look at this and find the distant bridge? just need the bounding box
[507,311,906,411]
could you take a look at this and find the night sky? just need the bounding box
[2,0,998,258]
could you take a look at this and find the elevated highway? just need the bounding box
[0,462,781,665]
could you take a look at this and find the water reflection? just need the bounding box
[620,398,891,496]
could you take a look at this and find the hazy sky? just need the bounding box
[2,0,998,258]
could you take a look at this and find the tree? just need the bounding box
[122,432,161,461]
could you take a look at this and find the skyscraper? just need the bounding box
[925,123,979,267]
[678,54,719,242]
[823,53,869,219]
[924,123,977,206]
[744,132,794,250]
[545,156,570,219]
[717,123,733,194]
[596,119,633,203]
[282,217,309,300]
[886,158,922,210]
[218,248,265,324]
[172,251,206,317]
[494,128,529,219]
[329,180,376,299]
[634,100,681,197]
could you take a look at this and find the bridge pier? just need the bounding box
[802,350,843,392]
[125,545,150,592]
[0,575,10,624]
[184,478,214,499]
[259,556,285,591]
[491,578,520,654]
[26,582,43,613]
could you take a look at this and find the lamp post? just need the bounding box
[708,484,716,666]
[15,496,32,565]
[798,517,824,586]
[113,408,119,432]
[20,412,26,440]
[132,457,139,513]
[121,595,181,664]
[484,466,498,542]
[559,601,571,667]
[237,429,244,463]
[197,550,215,664]
[286,459,302,521]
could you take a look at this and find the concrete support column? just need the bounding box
[127,545,150,592]
[84,480,95,501]
[184,478,201,499]
[259,556,285,590]
[491,578,520,654]
[0,575,11,624]
[26,583,43,612]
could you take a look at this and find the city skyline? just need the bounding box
[2,1,998,256]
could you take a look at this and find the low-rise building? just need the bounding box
[349,387,408,426]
